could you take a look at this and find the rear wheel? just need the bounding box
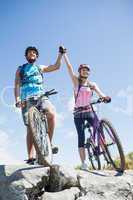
[100,119,125,172]
[28,106,52,166]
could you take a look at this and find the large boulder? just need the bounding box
[0,165,50,200]
[42,187,80,200]
[0,165,133,200]
[77,170,133,200]
[47,164,79,192]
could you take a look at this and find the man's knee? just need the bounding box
[27,126,32,136]
[45,110,56,120]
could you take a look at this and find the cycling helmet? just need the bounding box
[78,64,90,72]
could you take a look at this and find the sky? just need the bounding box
[0,0,133,167]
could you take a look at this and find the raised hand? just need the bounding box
[59,46,67,54]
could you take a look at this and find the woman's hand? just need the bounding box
[101,96,111,103]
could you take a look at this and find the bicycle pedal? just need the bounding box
[52,146,58,154]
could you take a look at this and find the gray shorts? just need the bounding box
[21,97,55,126]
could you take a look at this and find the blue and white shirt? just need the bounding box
[17,63,45,101]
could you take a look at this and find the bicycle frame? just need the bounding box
[85,99,112,155]
[85,105,102,154]
[34,89,57,131]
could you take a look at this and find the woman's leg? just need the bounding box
[78,148,86,163]
[86,111,97,130]
[74,113,86,163]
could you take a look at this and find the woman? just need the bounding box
[62,48,111,170]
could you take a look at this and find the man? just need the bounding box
[14,46,63,164]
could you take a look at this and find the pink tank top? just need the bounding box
[74,84,93,112]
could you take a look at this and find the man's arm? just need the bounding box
[14,69,21,107]
[41,53,63,73]
[63,53,78,86]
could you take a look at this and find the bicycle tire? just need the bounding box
[100,118,125,172]
[86,140,101,170]
[28,106,52,166]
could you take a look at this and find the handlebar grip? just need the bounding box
[91,97,111,105]
[104,98,111,103]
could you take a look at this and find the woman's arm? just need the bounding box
[63,53,78,86]
[92,82,106,98]
[91,82,111,102]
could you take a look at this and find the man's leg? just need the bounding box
[26,125,35,159]
[45,109,56,142]
[45,108,59,154]
[22,105,35,161]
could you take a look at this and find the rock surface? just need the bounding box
[0,164,133,200]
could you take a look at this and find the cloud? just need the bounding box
[0,115,7,125]
[0,130,9,149]
[12,105,22,118]
[67,96,75,112]
[110,85,133,117]
[65,131,77,140]
[0,130,23,164]
[55,112,66,128]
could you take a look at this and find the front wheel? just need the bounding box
[100,119,125,172]
[28,106,52,166]
[86,139,101,170]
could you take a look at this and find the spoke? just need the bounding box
[101,121,124,171]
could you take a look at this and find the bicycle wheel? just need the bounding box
[100,118,125,172]
[86,139,101,170]
[28,106,52,166]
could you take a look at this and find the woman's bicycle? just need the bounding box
[84,98,125,172]
[28,89,57,166]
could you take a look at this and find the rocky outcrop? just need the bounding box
[0,164,133,200]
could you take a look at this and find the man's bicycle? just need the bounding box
[28,89,57,166]
[84,98,125,172]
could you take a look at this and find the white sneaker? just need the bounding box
[81,162,88,170]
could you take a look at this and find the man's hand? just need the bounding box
[15,101,22,108]
[15,97,22,108]
[59,46,67,54]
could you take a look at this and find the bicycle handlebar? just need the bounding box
[42,89,58,98]
[91,97,111,105]
[15,89,58,108]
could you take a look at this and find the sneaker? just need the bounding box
[51,145,58,154]
[25,158,36,165]
[81,162,88,171]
